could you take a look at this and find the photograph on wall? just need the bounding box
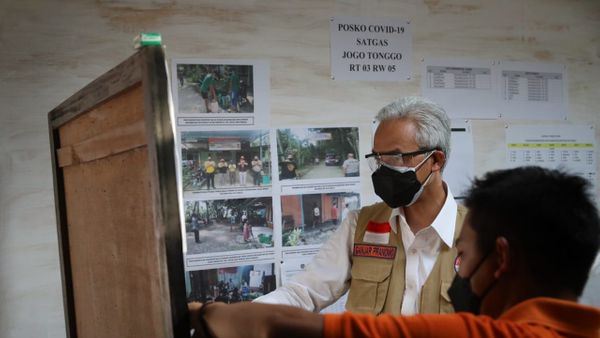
[184,197,274,255]
[186,263,276,303]
[172,59,270,127]
[176,64,254,114]
[276,127,359,181]
[180,129,271,197]
[280,192,360,247]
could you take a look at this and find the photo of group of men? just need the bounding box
[176,63,254,114]
[184,197,274,255]
[181,130,271,192]
[276,127,359,180]
[280,192,360,247]
[186,263,276,303]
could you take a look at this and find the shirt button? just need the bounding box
[410,248,417,255]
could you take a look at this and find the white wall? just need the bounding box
[1,0,598,336]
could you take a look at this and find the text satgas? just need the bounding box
[356,38,388,46]
[338,23,405,34]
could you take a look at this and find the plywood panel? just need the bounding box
[58,84,165,338]
[59,85,144,147]
[63,148,164,338]
[56,120,146,167]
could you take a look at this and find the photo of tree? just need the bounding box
[276,127,359,180]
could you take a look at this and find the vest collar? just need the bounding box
[388,183,457,248]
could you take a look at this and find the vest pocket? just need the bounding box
[347,258,393,314]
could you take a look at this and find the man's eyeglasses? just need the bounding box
[364,148,436,171]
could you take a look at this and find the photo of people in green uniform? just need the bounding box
[176,64,254,114]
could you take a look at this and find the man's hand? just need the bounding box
[188,302,203,337]
[188,302,218,338]
[188,301,323,338]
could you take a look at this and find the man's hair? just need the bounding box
[464,166,600,296]
[375,96,451,166]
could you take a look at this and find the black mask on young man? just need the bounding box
[371,153,433,208]
[447,251,496,314]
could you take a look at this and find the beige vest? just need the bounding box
[345,202,467,315]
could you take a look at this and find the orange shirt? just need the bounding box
[324,298,600,338]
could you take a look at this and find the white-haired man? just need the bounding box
[254,97,465,315]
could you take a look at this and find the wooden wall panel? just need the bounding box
[47,47,185,338]
[57,84,167,338]
[63,148,164,338]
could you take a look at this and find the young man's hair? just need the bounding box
[464,166,600,296]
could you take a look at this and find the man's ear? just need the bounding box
[431,150,446,172]
[494,237,510,278]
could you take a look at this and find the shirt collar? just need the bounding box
[388,184,457,248]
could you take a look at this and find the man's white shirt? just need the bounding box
[394,192,457,314]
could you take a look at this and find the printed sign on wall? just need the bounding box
[330,16,412,81]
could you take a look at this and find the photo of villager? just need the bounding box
[181,129,271,193]
[281,192,360,247]
[186,263,276,303]
[176,63,254,114]
[276,127,359,181]
[185,197,273,254]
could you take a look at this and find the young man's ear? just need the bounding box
[431,150,446,172]
[494,237,510,278]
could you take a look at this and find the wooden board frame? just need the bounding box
[48,46,187,338]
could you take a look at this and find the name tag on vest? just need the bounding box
[353,244,397,259]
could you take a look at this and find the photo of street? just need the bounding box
[185,197,273,254]
[276,127,360,181]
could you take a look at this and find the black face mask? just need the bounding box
[370,154,432,208]
[447,251,496,314]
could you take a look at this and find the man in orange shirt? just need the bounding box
[189,166,600,338]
